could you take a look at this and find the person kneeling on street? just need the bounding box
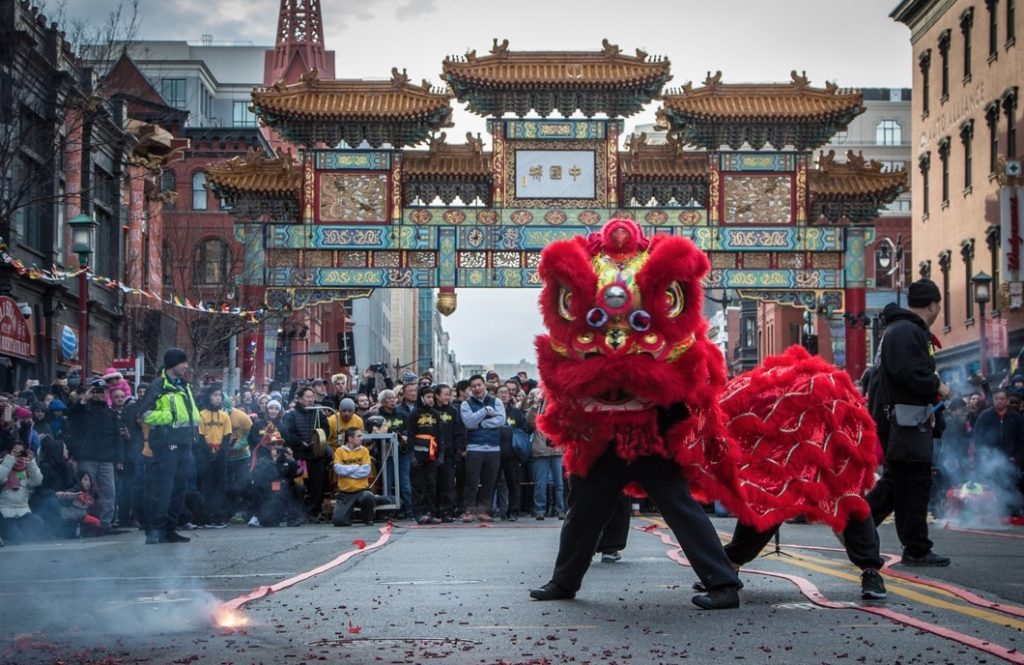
[250,436,304,528]
[332,427,376,526]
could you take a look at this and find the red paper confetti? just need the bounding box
[641,524,659,532]
[352,539,367,549]
[347,620,362,634]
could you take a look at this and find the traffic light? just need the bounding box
[337,331,355,366]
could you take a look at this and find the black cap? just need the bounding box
[907,279,942,308]
[163,347,188,369]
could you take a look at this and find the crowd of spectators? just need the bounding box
[0,361,564,545]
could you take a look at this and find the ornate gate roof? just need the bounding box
[442,39,671,118]
[658,71,864,150]
[809,150,908,223]
[251,68,453,147]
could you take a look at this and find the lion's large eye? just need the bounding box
[665,282,685,318]
[557,287,575,321]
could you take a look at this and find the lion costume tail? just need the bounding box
[719,345,883,532]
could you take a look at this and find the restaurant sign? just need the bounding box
[0,296,32,360]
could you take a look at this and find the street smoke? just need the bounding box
[17,573,237,639]
[934,441,1023,529]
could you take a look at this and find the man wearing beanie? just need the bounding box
[328,398,364,449]
[137,348,201,544]
[866,279,952,567]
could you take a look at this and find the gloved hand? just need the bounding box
[656,402,690,437]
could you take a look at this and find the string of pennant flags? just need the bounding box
[0,240,267,323]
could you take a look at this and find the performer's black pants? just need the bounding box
[724,515,883,571]
[551,452,741,593]
[866,460,934,558]
[596,493,632,554]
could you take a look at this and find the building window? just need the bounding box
[962,8,975,80]
[988,0,1000,58]
[938,29,951,99]
[163,243,174,289]
[192,171,207,210]
[961,119,974,190]
[232,101,257,127]
[986,224,1001,314]
[161,78,187,108]
[919,152,931,218]
[876,119,902,146]
[938,250,952,330]
[961,239,976,322]
[1004,87,1019,158]
[880,160,906,172]
[987,101,1002,174]
[832,130,847,144]
[160,169,176,209]
[919,49,932,116]
[195,238,229,285]
[1009,0,1017,43]
[938,137,951,205]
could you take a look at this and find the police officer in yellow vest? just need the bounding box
[139,348,202,544]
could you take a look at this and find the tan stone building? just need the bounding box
[893,0,1022,389]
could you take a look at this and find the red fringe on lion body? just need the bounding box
[720,345,882,531]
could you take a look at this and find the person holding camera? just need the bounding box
[0,442,45,544]
[67,379,121,534]
[250,433,304,528]
[357,365,393,403]
[138,348,201,545]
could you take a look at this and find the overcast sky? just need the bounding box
[66,0,913,366]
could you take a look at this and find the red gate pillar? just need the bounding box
[844,227,869,383]
[845,285,866,382]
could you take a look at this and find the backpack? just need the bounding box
[511,428,532,463]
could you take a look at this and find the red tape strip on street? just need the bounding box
[758,539,1024,620]
[644,526,1024,664]
[221,524,393,612]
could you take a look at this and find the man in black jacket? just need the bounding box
[866,279,952,567]
[434,384,465,522]
[67,381,121,532]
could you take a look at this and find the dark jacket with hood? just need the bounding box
[869,303,942,444]
[436,400,466,458]
[280,403,328,460]
[408,386,442,461]
[67,397,121,464]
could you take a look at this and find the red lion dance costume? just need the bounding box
[529,219,882,606]
[535,218,880,535]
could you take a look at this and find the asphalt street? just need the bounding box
[2,515,1023,664]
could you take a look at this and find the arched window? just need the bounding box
[160,170,176,209]
[194,238,228,285]
[876,120,902,146]
[192,171,208,210]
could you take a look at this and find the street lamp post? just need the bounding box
[876,234,904,307]
[973,271,993,378]
[68,214,97,377]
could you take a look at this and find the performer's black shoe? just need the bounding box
[163,531,191,543]
[692,579,744,593]
[529,581,576,601]
[900,552,950,567]
[691,586,740,610]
